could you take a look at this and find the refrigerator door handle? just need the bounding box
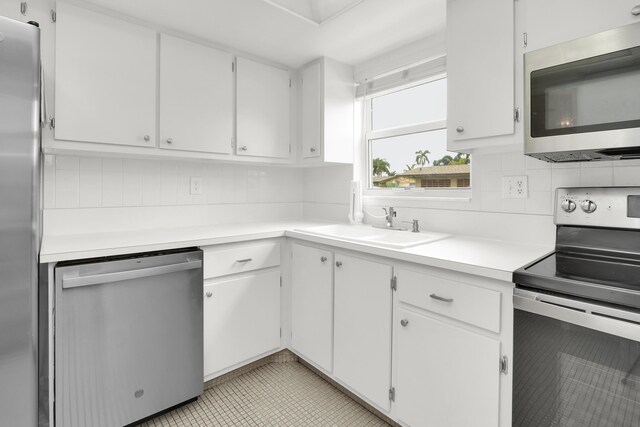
[61,260,202,289]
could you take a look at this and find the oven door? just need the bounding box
[513,288,640,427]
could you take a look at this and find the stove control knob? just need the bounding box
[581,199,597,213]
[560,199,576,213]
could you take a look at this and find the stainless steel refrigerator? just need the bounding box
[0,15,41,427]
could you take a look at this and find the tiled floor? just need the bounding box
[139,362,391,426]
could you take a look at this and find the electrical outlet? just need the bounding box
[502,175,528,199]
[190,176,203,195]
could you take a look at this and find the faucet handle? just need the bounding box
[402,219,420,233]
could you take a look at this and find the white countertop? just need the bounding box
[41,220,552,282]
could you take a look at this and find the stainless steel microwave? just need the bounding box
[525,22,640,162]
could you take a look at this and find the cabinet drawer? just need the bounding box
[203,241,280,279]
[397,269,501,333]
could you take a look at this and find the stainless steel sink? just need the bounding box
[296,224,449,249]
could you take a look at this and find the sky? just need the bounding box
[369,78,459,174]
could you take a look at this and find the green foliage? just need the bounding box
[432,153,470,166]
[372,158,391,176]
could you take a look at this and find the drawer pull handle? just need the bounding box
[236,258,253,263]
[320,256,327,263]
[430,293,453,303]
[205,291,213,298]
[400,319,409,327]
[336,261,342,267]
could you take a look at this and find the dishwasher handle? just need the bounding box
[62,260,203,289]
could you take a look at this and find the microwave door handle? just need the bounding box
[61,260,203,289]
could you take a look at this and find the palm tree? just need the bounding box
[415,149,431,167]
[405,163,416,172]
[372,158,391,176]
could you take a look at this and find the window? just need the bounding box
[364,76,471,192]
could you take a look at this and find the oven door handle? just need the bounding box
[514,288,640,341]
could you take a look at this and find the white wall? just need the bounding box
[302,165,353,222]
[347,0,640,246]
[44,154,302,209]
[0,1,306,233]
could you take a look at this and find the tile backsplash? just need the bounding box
[474,152,640,216]
[44,155,304,209]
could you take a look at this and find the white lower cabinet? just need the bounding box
[203,269,281,379]
[395,308,501,427]
[290,244,334,372]
[333,253,393,411]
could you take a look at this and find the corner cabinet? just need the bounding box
[159,34,233,154]
[333,253,393,411]
[55,2,157,147]
[236,57,291,159]
[446,0,515,149]
[290,244,334,373]
[299,57,354,164]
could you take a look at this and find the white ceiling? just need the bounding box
[78,0,445,69]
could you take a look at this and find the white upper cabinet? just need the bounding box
[446,0,514,147]
[301,62,322,159]
[524,0,640,51]
[236,57,291,159]
[55,2,156,147]
[299,58,354,164]
[159,34,233,154]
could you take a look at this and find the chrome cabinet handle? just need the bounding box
[400,319,409,327]
[456,126,464,134]
[430,293,453,303]
[236,258,252,263]
[166,138,174,144]
[336,261,342,267]
[205,291,212,298]
[310,147,316,153]
[240,146,248,151]
[632,5,640,15]
[143,135,150,142]
[320,256,327,263]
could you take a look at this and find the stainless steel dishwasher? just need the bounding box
[54,248,203,427]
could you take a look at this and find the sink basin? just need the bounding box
[296,224,449,249]
[361,231,449,249]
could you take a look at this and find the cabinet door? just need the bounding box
[55,3,156,147]
[203,270,281,378]
[159,34,233,154]
[334,253,392,411]
[447,0,514,145]
[236,58,290,159]
[395,308,500,427]
[291,244,333,372]
[301,62,322,159]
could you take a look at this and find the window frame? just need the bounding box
[361,74,472,200]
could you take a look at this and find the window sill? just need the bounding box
[363,188,472,203]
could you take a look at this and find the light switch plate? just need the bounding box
[190,176,203,195]
[502,175,528,199]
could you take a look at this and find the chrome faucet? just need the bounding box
[382,207,396,228]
